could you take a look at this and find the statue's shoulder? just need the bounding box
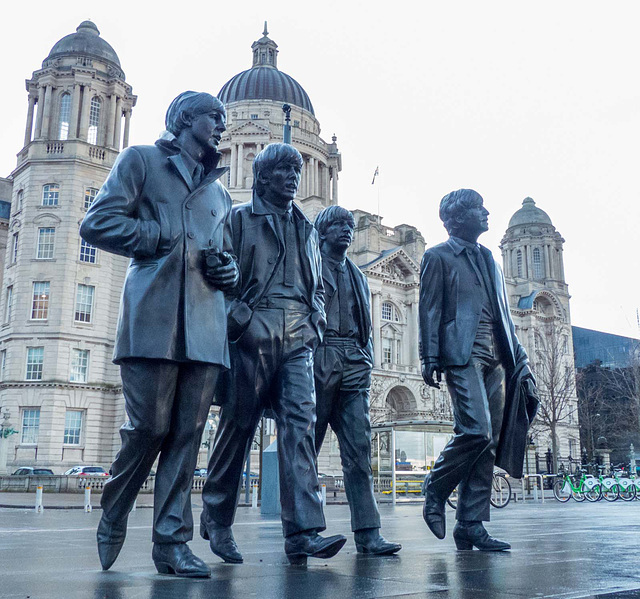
[425,240,452,257]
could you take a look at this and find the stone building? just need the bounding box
[0,22,581,477]
[0,21,135,472]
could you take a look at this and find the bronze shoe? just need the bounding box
[453,521,511,551]
[284,531,347,565]
[354,528,402,555]
[200,522,243,563]
[96,513,128,571]
[152,542,211,577]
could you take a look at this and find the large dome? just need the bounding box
[218,24,314,115]
[46,21,121,68]
[218,67,314,115]
[508,197,553,228]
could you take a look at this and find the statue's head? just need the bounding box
[314,205,355,252]
[253,143,303,206]
[165,91,226,141]
[439,188,489,238]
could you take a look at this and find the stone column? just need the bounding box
[69,84,81,138]
[372,293,382,368]
[237,144,244,188]
[309,157,315,196]
[106,94,117,148]
[230,144,237,188]
[113,98,123,150]
[40,85,53,139]
[525,245,531,279]
[406,301,417,368]
[122,109,131,148]
[324,165,331,203]
[24,95,36,147]
[331,168,339,202]
[314,159,319,196]
[34,87,45,139]
[79,85,91,141]
[545,244,552,279]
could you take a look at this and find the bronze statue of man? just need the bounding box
[80,91,238,577]
[420,189,538,551]
[200,143,346,566]
[313,206,401,555]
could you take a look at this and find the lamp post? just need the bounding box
[282,104,292,144]
[0,408,14,475]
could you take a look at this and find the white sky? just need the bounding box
[2,0,639,338]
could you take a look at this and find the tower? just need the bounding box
[216,24,341,221]
[0,21,136,469]
[501,197,581,465]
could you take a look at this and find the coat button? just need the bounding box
[185,202,192,210]
[211,210,217,217]
[187,232,195,239]
[268,257,275,264]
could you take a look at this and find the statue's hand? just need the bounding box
[421,359,442,389]
[205,253,239,291]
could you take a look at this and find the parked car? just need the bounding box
[194,468,207,477]
[11,467,54,476]
[64,466,109,476]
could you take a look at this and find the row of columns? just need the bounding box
[226,142,339,201]
[24,83,132,149]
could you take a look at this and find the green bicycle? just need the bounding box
[553,471,600,502]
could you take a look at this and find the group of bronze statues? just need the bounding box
[80,91,538,578]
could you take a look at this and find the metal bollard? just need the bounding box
[321,484,327,507]
[35,485,44,513]
[251,483,258,509]
[84,486,92,513]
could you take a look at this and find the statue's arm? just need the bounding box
[419,250,444,387]
[79,147,167,259]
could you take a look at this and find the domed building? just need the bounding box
[216,24,341,221]
[501,197,581,469]
[0,21,135,472]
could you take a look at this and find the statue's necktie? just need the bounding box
[284,213,296,287]
[336,264,349,336]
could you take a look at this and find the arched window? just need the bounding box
[516,250,523,277]
[533,248,543,279]
[381,301,400,322]
[88,97,101,145]
[58,93,71,140]
[16,190,24,212]
[42,184,59,206]
[84,187,99,210]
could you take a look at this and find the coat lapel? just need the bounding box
[168,154,195,192]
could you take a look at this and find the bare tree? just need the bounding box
[531,323,577,472]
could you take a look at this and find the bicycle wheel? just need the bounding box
[553,479,571,502]
[584,483,602,502]
[446,487,458,509]
[618,481,636,502]
[601,481,619,502]
[490,475,511,508]
[571,489,585,502]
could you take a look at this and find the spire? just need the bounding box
[251,22,279,69]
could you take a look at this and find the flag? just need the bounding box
[371,166,379,185]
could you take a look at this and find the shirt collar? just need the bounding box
[450,235,480,253]
[324,254,346,271]
[252,192,294,217]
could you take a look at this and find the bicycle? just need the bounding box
[552,470,600,502]
[446,472,512,509]
[611,468,636,502]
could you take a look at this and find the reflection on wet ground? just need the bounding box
[2,500,640,598]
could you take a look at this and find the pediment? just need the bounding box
[227,121,272,136]
[361,248,419,285]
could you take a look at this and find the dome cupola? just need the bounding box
[508,197,553,229]
[45,20,121,69]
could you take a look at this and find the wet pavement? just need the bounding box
[1,500,639,598]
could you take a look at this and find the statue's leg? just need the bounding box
[153,363,221,544]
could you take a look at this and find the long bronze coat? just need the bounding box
[80,137,233,367]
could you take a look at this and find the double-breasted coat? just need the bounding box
[80,137,233,367]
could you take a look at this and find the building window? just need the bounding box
[533,248,543,279]
[25,347,44,381]
[84,187,98,210]
[42,184,60,207]
[31,282,50,320]
[58,92,71,140]
[70,349,89,383]
[75,284,95,323]
[21,408,40,443]
[293,120,300,127]
[250,113,259,120]
[381,302,399,322]
[16,190,24,212]
[382,338,392,364]
[88,97,101,145]
[79,239,97,263]
[516,250,523,277]
[36,227,55,259]
[4,286,13,323]
[1,350,6,381]
[63,410,83,445]
[11,232,19,263]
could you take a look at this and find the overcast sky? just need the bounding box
[2,0,639,338]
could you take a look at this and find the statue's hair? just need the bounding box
[314,205,355,240]
[253,143,303,195]
[165,91,225,136]
[439,189,483,234]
